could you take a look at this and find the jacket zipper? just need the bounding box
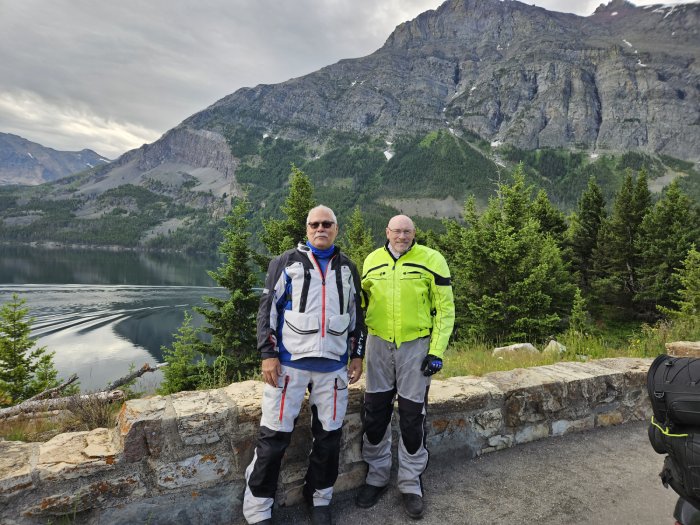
[279,375,290,422]
[311,253,337,338]
[333,377,338,421]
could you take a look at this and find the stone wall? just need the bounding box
[0,358,653,525]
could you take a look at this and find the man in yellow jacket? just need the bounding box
[355,214,455,519]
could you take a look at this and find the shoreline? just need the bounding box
[0,240,211,256]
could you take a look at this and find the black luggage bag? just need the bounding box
[647,354,700,509]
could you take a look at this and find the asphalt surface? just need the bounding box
[263,421,679,525]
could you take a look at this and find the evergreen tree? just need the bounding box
[158,312,203,395]
[341,206,375,272]
[567,176,606,292]
[435,215,468,337]
[458,167,575,342]
[659,247,700,319]
[195,199,260,380]
[260,165,316,257]
[531,189,567,245]
[591,170,651,308]
[0,294,61,406]
[568,288,591,334]
[635,181,700,313]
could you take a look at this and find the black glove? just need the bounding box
[420,354,443,376]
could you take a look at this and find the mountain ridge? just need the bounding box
[0,133,110,186]
[185,0,699,162]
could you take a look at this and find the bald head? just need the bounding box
[386,215,415,255]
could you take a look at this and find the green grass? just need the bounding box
[442,316,700,377]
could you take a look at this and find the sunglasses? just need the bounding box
[307,221,335,229]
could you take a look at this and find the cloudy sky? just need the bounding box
[0,0,690,158]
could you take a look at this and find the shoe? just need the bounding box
[252,520,272,525]
[310,504,333,525]
[402,493,424,519]
[355,483,388,508]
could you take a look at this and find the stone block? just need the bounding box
[221,380,264,436]
[551,416,594,436]
[514,423,550,444]
[22,474,145,517]
[334,462,367,493]
[341,412,363,464]
[473,409,504,437]
[666,341,700,357]
[487,434,514,450]
[154,453,231,489]
[95,482,244,525]
[38,428,118,481]
[595,358,652,390]
[596,411,624,427]
[347,380,365,412]
[0,441,37,498]
[432,376,504,413]
[171,390,230,445]
[117,396,167,462]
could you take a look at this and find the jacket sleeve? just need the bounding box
[347,260,367,360]
[428,252,455,359]
[257,254,288,360]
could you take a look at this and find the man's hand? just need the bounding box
[261,357,282,387]
[420,354,443,377]
[347,357,363,384]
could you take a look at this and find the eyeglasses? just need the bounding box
[388,228,414,235]
[307,221,335,229]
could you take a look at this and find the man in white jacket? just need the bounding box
[242,205,366,525]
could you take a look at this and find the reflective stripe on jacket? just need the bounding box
[361,242,455,358]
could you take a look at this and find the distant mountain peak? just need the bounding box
[0,132,111,186]
[594,0,637,13]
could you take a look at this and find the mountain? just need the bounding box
[186,0,699,159]
[1,0,699,251]
[0,133,110,186]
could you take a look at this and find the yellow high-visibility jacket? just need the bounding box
[361,242,455,358]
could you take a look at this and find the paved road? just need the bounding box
[266,421,678,525]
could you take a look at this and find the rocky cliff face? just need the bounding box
[186,0,700,163]
[73,126,242,214]
[0,133,110,185]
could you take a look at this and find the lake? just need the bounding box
[0,245,228,392]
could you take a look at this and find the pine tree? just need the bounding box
[341,206,375,272]
[158,312,203,394]
[568,288,591,334]
[531,189,567,245]
[635,181,700,313]
[591,170,651,309]
[567,176,606,292]
[659,246,700,319]
[0,294,61,406]
[435,215,468,337]
[260,165,316,257]
[458,167,575,342]
[195,199,260,381]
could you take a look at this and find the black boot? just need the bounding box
[355,483,388,508]
[401,493,424,519]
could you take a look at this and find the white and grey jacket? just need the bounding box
[257,243,366,364]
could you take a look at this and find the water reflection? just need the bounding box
[0,246,227,391]
[0,245,219,286]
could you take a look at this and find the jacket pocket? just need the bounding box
[282,310,320,357]
[327,313,350,336]
[325,313,350,356]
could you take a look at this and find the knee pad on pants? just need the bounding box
[363,390,395,445]
[398,396,425,455]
